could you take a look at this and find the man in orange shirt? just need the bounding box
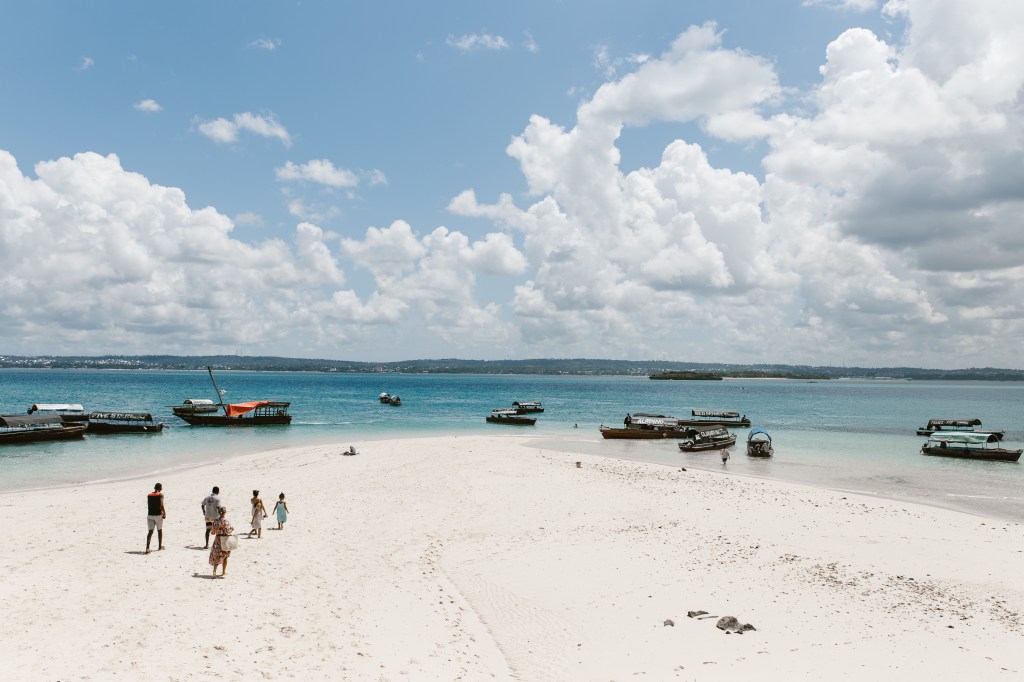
[146,482,166,553]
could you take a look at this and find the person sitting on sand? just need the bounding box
[273,492,288,530]
[145,482,166,554]
[209,507,234,577]
[249,490,267,539]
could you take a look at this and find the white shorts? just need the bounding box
[147,515,164,530]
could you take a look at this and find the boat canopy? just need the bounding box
[513,401,542,407]
[631,415,679,427]
[747,427,771,442]
[926,432,1000,445]
[182,399,215,406]
[89,412,153,422]
[925,418,982,428]
[225,401,270,418]
[28,403,85,413]
[1,414,64,428]
[692,409,741,418]
[490,408,519,416]
[686,425,730,438]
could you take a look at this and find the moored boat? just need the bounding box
[920,432,1022,462]
[87,412,165,434]
[379,392,402,406]
[747,428,773,457]
[677,425,737,451]
[176,367,292,426]
[512,401,544,414]
[0,414,88,444]
[486,408,536,425]
[26,403,89,423]
[915,418,1003,439]
[676,410,751,428]
[599,413,682,439]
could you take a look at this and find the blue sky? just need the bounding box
[2,1,1023,368]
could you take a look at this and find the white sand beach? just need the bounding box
[1,434,1022,680]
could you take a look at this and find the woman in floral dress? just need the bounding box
[208,506,234,577]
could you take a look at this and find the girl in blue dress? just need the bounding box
[273,493,288,530]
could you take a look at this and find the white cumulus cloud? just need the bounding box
[196,112,291,147]
[133,99,162,113]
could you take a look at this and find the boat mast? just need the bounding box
[206,366,227,414]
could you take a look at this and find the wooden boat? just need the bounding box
[512,401,544,414]
[87,412,165,434]
[920,432,1022,462]
[675,410,751,428]
[379,392,402,406]
[746,427,773,457]
[915,418,1003,439]
[486,408,536,425]
[599,413,682,439]
[0,414,88,444]
[176,367,292,426]
[26,403,89,423]
[170,399,220,416]
[677,425,737,451]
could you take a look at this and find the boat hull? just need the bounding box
[486,416,536,426]
[87,422,165,434]
[675,419,751,428]
[678,435,737,451]
[0,423,88,444]
[177,414,292,426]
[600,426,677,439]
[921,446,1021,462]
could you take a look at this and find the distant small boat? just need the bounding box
[0,414,87,444]
[677,425,737,452]
[512,401,544,414]
[486,408,536,426]
[170,399,220,416]
[747,428,773,457]
[379,392,402,406]
[915,418,1003,439]
[26,403,89,423]
[87,412,164,434]
[921,432,1021,462]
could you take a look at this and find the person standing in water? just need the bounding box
[145,482,166,554]
[272,493,288,530]
[720,449,730,465]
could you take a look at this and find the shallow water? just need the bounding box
[1,369,1022,522]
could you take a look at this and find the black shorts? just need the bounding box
[205,519,214,529]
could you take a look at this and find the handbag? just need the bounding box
[220,534,239,551]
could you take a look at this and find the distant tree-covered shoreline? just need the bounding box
[0,354,1022,380]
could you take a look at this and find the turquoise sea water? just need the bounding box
[2,369,1023,522]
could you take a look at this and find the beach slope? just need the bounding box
[1,435,1022,680]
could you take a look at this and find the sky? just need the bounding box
[1,0,1023,368]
